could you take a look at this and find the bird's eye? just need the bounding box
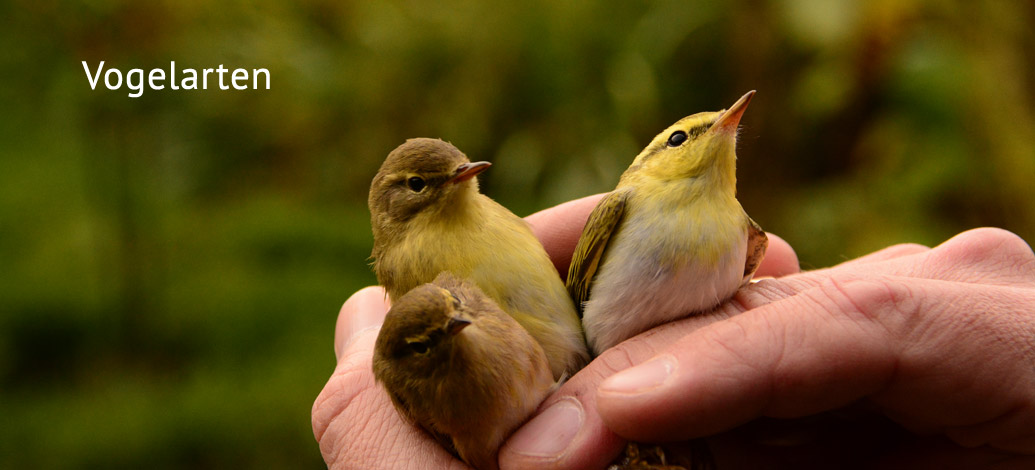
[667,131,688,147]
[407,176,426,192]
[407,340,429,355]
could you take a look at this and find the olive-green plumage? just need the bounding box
[369,138,589,379]
[567,91,768,355]
[373,272,555,470]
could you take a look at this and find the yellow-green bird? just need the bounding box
[373,272,555,470]
[567,91,768,355]
[369,138,589,379]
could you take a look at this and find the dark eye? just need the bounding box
[667,131,688,147]
[408,341,429,355]
[407,176,426,192]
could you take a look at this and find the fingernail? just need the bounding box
[599,354,676,394]
[338,287,391,357]
[505,398,583,458]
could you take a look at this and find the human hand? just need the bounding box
[311,193,798,469]
[311,195,627,470]
[500,217,1035,468]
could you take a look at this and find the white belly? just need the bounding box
[581,228,747,355]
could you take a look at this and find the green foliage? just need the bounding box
[2,0,1033,467]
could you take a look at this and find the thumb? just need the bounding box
[314,286,391,445]
[333,286,391,360]
[595,277,901,441]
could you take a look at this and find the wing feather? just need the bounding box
[742,216,768,284]
[565,191,628,316]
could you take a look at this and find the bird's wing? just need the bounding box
[742,216,769,284]
[566,190,628,317]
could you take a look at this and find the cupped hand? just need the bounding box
[312,193,798,469]
[501,200,1035,469]
[313,192,1035,470]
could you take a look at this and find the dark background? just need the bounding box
[2,1,1033,468]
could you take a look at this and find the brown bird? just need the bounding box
[373,272,557,470]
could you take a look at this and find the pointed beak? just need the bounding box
[711,90,755,134]
[449,161,492,184]
[445,316,471,336]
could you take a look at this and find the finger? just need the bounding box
[866,281,1035,453]
[756,228,1034,307]
[595,277,906,442]
[598,277,1035,452]
[755,232,799,278]
[922,228,1035,286]
[316,286,391,449]
[525,193,606,276]
[827,228,1034,286]
[498,309,737,470]
[334,286,391,361]
[498,368,625,470]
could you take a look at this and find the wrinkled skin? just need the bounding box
[313,193,1035,470]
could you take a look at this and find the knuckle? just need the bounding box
[698,314,774,373]
[815,276,917,326]
[595,345,637,376]
[934,228,1035,272]
[594,338,660,378]
[965,227,1032,252]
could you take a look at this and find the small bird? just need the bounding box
[373,272,556,470]
[369,138,589,379]
[567,91,768,356]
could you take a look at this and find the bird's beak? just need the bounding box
[450,161,492,184]
[711,90,755,134]
[445,316,471,336]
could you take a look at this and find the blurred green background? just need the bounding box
[2,0,1033,468]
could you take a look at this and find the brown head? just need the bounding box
[368,138,491,243]
[372,272,489,387]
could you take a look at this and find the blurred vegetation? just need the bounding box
[1,0,1033,468]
